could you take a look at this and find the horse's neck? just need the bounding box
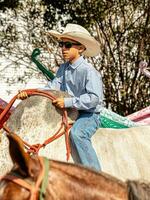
[45,160,128,200]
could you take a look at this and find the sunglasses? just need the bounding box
[58,41,81,48]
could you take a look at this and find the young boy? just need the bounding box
[19,24,104,171]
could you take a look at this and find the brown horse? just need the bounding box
[0,133,150,200]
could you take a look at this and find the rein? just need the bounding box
[0,157,49,200]
[0,89,72,161]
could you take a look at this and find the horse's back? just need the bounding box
[93,126,150,181]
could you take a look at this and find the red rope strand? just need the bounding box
[0,89,72,161]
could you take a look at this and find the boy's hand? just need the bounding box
[52,98,64,109]
[17,91,28,100]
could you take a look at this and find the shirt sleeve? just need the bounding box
[64,69,104,110]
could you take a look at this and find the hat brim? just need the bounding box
[48,30,100,57]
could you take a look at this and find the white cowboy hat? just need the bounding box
[48,23,100,57]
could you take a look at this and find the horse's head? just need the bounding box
[0,133,44,200]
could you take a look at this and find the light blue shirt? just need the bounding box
[46,56,104,113]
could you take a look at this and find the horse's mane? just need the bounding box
[53,160,150,199]
[127,180,150,200]
[50,159,125,188]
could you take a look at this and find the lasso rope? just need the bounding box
[0,89,72,161]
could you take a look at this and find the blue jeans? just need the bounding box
[70,112,101,171]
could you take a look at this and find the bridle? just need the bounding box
[0,89,72,199]
[0,89,73,161]
[0,157,49,200]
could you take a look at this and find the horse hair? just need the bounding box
[127,180,150,200]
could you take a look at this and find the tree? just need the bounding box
[0,0,19,10]
[42,0,150,115]
[0,0,149,115]
[0,0,62,85]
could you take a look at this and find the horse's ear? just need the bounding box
[6,133,31,177]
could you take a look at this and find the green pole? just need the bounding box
[31,48,55,81]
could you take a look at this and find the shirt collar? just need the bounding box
[68,56,84,69]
